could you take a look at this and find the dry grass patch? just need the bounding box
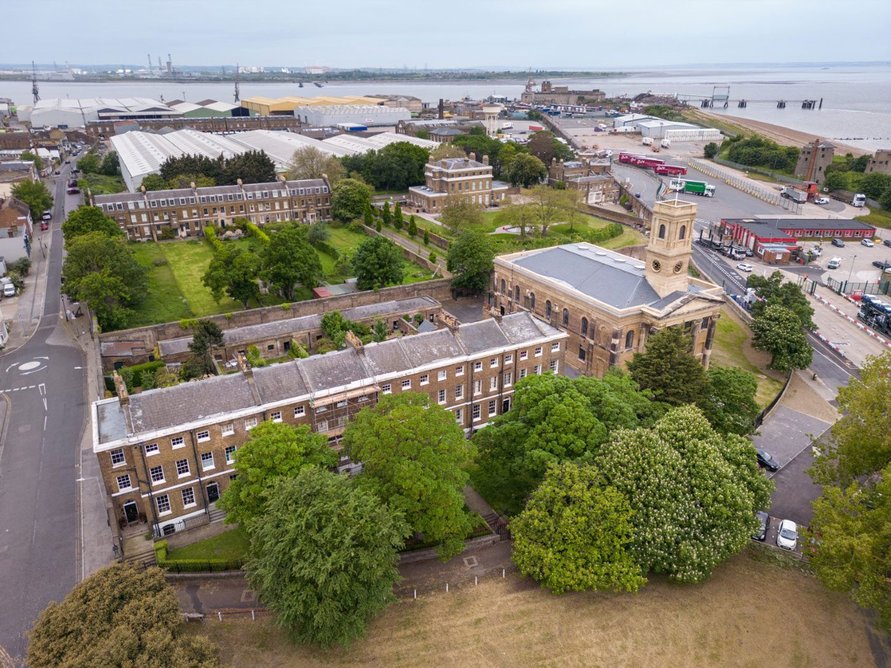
[186,553,881,668]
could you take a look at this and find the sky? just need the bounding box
[8,0,891,69]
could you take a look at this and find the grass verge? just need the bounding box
[856,209,891,229]
[165,528,249,562]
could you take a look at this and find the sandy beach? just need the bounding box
[697,111,868,155]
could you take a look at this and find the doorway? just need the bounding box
[206,482,220,503]
[123,501,139,524]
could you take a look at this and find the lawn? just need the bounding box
[77,172,127,195]
[856,208,891,229]
[185,551,883,667]
[710,307,785,408]
[166,528,248,562]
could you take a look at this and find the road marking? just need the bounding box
[43,415,47,431]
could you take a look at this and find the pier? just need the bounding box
[675,87,823,110]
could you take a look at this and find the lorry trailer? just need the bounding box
[669,179,716,197]
[654,164,687,176]
[858,294,891,336]
[780,186,808,204]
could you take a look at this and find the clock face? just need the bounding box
[651,259,661,272]
[674,261,684,274]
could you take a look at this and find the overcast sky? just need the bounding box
[9,0,891,69]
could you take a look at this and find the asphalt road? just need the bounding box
[0,163,87,662]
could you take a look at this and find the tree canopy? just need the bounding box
[346,142,429,191]
[440,196,484,235]
[594,405,773,583]
[219,421,337,527]
[202,245,261,309]
[504,153,547,187]
[244,469,409,647]
[699,366,760,436]
[746,271,815,330]
[447,230,494,293]
[627,327,709,407]
[288,146,345,184]
[343,393,475,559]
[27,562,220,668]
[352,236,403,290]
[61,205,122,245]
[751,304,813,372]
[331,178,373,223]
[261,224,323,300]
[472,372,660,515]
[159,150,275,186]
[526,131,574,165]
[182,319,225,379]
[11,179,53,220]
[511,461,645,594]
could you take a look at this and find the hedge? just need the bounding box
[204,225,223,251]
[153,540,244,573]
[245,222,270,244]
[118,360,165,391]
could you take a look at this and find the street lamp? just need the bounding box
[846,254,857,290]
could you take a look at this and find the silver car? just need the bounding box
[776,519,798,550]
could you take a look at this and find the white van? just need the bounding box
[642,136,654,146]
[2,281,15,298]
[827,257,842,270]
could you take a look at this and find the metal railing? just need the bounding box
[687,159,801,213]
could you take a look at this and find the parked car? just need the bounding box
[831,238,845,247]
[871,260,891,271]
[827,257,842,270]
[66,187,80,195]
[2,282,16,298]
[736,262,754,273]
[53,170,61,176]
[861,238,875,247]
[884,239,891,248]
[776,519,798,550]
[811,246,823,257]
[814,197,830,205]
[756,449,779,472]
[41,211,52,221]
[40,222,49,231]
[752,511,769,541]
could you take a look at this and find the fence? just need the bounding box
[711,156,806,186]
[687,159,802,213]
[822,275,891,297]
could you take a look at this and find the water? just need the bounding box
[2,63,889,151]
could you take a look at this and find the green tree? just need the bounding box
[343,393,474,559]
[699,366,760,435]
[20,150,44,171]
[245,469,409,647]
[202,245,261,309]
[880,187,891,211]
[527,185,581,236]
[381,201,392,226]
[62,232,146,330]
[751,304,813,372]
[99,151,121,177]
[61,205,122,245]
[182,319,225,379]
[447,230,494,293]
[504,153,547,187]
[627,327,709,407]
[746,271,814,329]
[77,151,101,174]
[393,202,404,230]
[352,236,403,290]
[408,215,418,237]
[372,319,388,342]
[287,146,345,184]
[500,199,538,239]
[166,173,216,189]
[331,178,373,223]
[511,461,645,594]
[219,421,336,527]
[361,142,429,190]
[223,150,276,184]
[823,171,849,192]
[11,179,53,220]
[440,195,483,235]
[140,173,169,191]
[27,563,220,668]
[594,405,772,583]
[363,205,374,227]
[422,227,429,244]
[703,142,719,159]
[261,224,323,299]
[859,172,891,199]
[527,131,574,165]
[472,372,659,514]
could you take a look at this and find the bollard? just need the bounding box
[502,568,506,578]
[446,583,449,593]
[251,609,255,621]
[413,588,417,599]
[475,576,478,586]
[217,611,222,622]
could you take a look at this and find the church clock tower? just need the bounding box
[645,198,697,298]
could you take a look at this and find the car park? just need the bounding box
[871,260,891,271]
[756,449,779,472]
[861,238,875,247]
[831,238,845,247]
[776,519,798,550]
[814,197,830,205]
[736,262,753,272]
[752,511,769,542]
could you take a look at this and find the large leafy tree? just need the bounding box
[627,327,709,407]
[504,153,547,187]
[61,205,122,245]
[27,563,220,667]
[440,196,483,235]
[11,179,53,220]
[472,372,659,515]
[160,154,225,183]
[222,150,276,184]
[331,178,373,223]
[352,236,403,290]
[182,319,225,379]
[699,366,760,436]
[202,245,261,309]
[140,173,170,191]
[447,230,494,293]
[594,406,772,583]
[361,142,429,191]
[287,146,345,184]
[219,421,336,527]
[244,469,409,647]
[99,151,121,177]
[343,393,474,559]
[62,232,146,330]
[261,223,323,300]
[499,199,539,240]
[511,461,645,594]
[167,173,216,189]
[746,271,815,330]
[527,131,574,165]
[751,304,813,372]
[526,185,581,236]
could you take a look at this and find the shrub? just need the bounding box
[204,226,223,251]
[158,228,177,240]
[118,360,165,391]
[9,257,31,276]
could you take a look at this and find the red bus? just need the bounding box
[632,157,665,169]
[654,164,687,176]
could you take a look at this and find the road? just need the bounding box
[0,163,88,662]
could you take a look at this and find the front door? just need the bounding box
[123,501,139,523]
[206,482,220,503]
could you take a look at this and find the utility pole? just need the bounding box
[234,64,240,103]
[31,61,40,103]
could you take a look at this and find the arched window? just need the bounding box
[514,285,520,301]
[625,330,635,350]
[545,300,552,318]
[581,317,588,337]
[530,293,536,310]
[500,278,506,294]
[562,308,569,326]
[679,224,686,240]
[658,224,666,239]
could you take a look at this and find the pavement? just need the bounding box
[0,162,113,664]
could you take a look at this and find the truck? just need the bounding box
[642,136,654,146]
[858,294,891,336]
[780,186,808,204]
[852,193,867,207]
[654,164,687,176]
[669,179,716,197]
[660,138,671,149]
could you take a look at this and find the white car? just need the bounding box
[811,246,822,257]
[861,238,875,247]
[736,262,753,272]
[814,197,830,205]
[776,519,798,550]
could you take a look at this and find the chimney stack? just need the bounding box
[482,155,489,166]
[436,311,460,333]
[345,330,364,354]
[112,371,129,406]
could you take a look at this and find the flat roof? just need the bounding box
[725,217,876,233]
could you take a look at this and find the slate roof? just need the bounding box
[94,312,564,446]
